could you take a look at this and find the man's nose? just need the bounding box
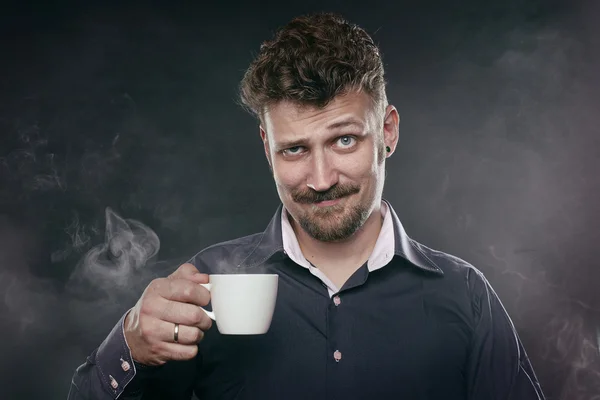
[307,151,338,192]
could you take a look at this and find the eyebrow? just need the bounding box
[274,119,365,150]
[274,139,306,151]
[325,119,365,130]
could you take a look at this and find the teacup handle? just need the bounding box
[199,283,216,321]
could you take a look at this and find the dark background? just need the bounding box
[1,0,599,398]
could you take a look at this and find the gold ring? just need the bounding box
[173,323,179,343]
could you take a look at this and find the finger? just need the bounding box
[158,342,199,362]
[168,263,209,284]
[158,298,213,330]
[161,278,211,307]
[157,320,206,345]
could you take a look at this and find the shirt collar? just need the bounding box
[239,198,443,276]
[281,200,395,272]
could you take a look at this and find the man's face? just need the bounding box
[260,90,399,242]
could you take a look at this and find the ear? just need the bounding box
[382,105,400,156]
[260,126,272,169]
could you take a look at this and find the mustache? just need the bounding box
[291,184,360,204]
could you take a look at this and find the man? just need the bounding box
[68,12,546,400]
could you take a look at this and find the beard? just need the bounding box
[289,183,371,242]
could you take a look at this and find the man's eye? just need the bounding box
[283,146,304,155]
[338,136,356,147]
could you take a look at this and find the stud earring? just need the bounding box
[386,146,391,153]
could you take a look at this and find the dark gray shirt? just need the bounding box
[68,200,545,399]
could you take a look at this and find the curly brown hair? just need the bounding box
[238,12,387,123]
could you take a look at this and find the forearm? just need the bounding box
[68,352,145,400]
[68,310,199,400]
[67,311,146,399]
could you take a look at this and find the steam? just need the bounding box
[0,198,171,399]
[483,233,600,399]
[0,262,62,340]
[542,305,600,400]
[67,207,160,293]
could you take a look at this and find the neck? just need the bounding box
[290,202,383,272]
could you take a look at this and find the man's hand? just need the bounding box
[123,263,213,366]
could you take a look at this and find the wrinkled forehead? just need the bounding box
[261,91,381,136]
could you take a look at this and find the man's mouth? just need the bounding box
[312,193,354,207]
[314,198,341,207]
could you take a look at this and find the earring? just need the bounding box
[386,146,391,153]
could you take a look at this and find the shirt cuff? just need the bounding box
[94,309,159,398]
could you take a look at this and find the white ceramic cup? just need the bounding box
[199,274,279,335]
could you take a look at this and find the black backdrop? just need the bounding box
[1,0,599,399]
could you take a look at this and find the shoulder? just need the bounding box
[409,239,497,326]
[409,238,489,292]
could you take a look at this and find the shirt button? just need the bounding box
[333,295,341,306]
[333,350,342,362]
[109,375,118,389]
[120,358,131,372]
